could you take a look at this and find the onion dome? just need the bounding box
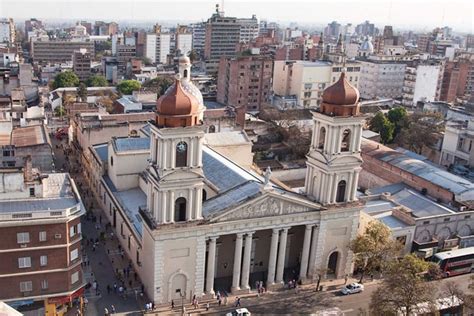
[320,72,360,116]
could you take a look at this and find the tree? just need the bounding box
[54,106,66,117]
[395,112,444,154]
[370,254,435,316]
[369,112,395,144]
[116,80,141,95]
[349,221,401,283]
[97,96,114,113]
[387,107,408,137]
[86,75,108,87]
[439,281,466,315]
[77,83,88,102]
[142,76,174,97]
[141,56,152,66]
[52,71,79,89]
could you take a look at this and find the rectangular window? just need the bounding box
[17,232,30,244]
[20,281,32,292]
[18,257,32,268]
[70,248,79,262]
[39,231,47,242]
[77,223,81,235]
[29,187,35,197]
[71,271,79,284]
[70,225,76,238]
[41,280,48,290]
[40,255,48,266]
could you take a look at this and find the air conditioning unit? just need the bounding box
[54,234,62,239]
[20,244,27,248]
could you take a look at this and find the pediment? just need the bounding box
[210,192,321,222]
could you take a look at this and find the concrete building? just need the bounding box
[0,161,85,314]
[0,18,15,45]
[440,58,471,102]
[24,18,43,34]
[72,49,92,81]
[84,56,365,306]
[31,40,95,64]
[204,9,242,73]
[190,22,206,55]
[238,15,259,43]
[145,33,171,64]
[355,21,376,37]
[402,60,443,107]
[176,26,193,57]
[273,60,360,108]
[358,56,407,100]
[217,56,273,112]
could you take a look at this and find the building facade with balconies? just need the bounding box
[402,60,444,107]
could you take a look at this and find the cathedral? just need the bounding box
[93,56,366,304]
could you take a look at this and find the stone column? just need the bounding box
[231,233,244,292]
[170,140,176,169]
[205,237,218,295]
[240,232,254,290]
[351,171,360,200]
[168,191,175,223]
[266,228,280,286]
[307,225,319,278]
[299,224,314,280]
[276,228,289,283]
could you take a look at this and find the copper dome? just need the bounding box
[322,72,359,106]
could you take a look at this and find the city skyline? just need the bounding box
[1,0,473,33]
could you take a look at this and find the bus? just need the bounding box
[433,247,474,277]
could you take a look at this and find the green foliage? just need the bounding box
[86,75,108,87]
[116,80,141,95]
[370,254,435,316]
[141,57,152,66]
[77,83,88,102]
[95,40,112,53]
[52,71,79,89]
[387,107,408,137]
[395,112,444,154]
[54,106,66,117]
[349,221,401,283]
[369,112,395,144]
[142,76,174,97]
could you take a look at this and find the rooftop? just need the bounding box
[204,131,251,147]
[112,137,150,153]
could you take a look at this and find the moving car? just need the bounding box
[226,308,251,316]
[340,282,364,295]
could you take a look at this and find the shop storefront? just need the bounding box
[45,288,85,316]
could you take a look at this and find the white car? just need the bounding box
[226,308,251,316]
[340,282,364,295]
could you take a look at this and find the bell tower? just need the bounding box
[146,56,206,224]
[305,72,365,205]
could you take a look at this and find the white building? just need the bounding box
[402,61,443,107]
[358,56,407,100]
[0,18,15,44]
[176,33,193,57]
[88,56,365,305]
[145,33,171,64]
[238,15,259,43]
[439,117,474,168]
[190,22,206,53]
[273,60,360,108]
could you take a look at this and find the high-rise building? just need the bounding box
[190,22,206,54]
[0,18,15,45]
[24,18,43,34]
[145,32,171,64]
[72,49,92,81]
[31,40,95,63]
[440,58,471,102]
[217,55,273,111]
[0,159,85,314]
[355,20,376,37]
[204,7,242,73]
[176,25,193,57]
[324,21,341,39]
[238,15,259,43]
[402,60,444,106]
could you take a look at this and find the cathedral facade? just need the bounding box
[92,56,366,304]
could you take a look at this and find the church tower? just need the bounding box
[146,56,206,224]
[304,72,365,205]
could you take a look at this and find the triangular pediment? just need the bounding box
[210,191,321,222]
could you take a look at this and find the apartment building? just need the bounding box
[358,55,407,100]
[0,159,85,314]
[402,60,443,107]
[440,58,471,103]
[273,60,360,108]
[145,33,171,64]
[0,18,15,45]
[72,49,92,81]
[31,40,95,64]
[238,15,259,43]
[190,22,206,54]
[175,26,193,57]
[217,55,273,112]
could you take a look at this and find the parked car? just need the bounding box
[226,308,251,316]
[340,282,364,295]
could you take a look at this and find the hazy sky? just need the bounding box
[1,0,473,32]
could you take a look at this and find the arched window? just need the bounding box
[183,69,188,78]
[202,189,207,202]
[174,197,187,222]
[209,125,216,133]
[318,127,326,149]
[110,156,113,166]
[176,141,188,167]
[336,180,346,203]
[341,129,351,152]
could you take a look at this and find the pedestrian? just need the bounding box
[104,307,109,316]
[206,302,209,311]
[236,297,241,307]
[371,273,374,281]
[113,282,117,293]
[111,305,115,314]
[344,274,348,285]
[106,284,111,294]
[171,300,175,309]
[224,296,228,306]
[218,298,222,306]
[134,289,138,300]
